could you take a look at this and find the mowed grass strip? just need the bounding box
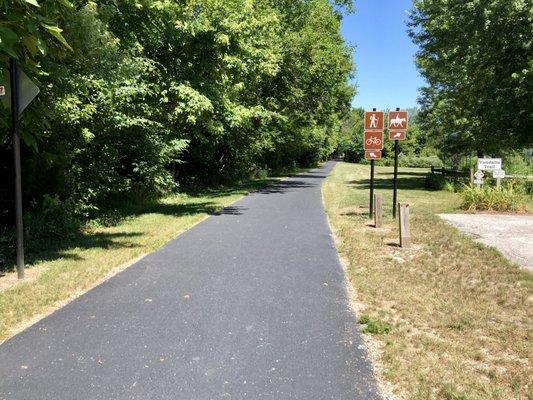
[0,178,279,342]
[323,162,532,400]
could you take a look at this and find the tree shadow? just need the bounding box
[2,201,228,272]
[296,173,327,179]
[350,175,427,191]
[21,231,145,269]
[376,171,429,177]
[255,180,316,194]
[211,206,247,216]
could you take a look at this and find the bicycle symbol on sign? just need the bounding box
[365,136,382,146]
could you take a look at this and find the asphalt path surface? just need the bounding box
[0,161,381,400]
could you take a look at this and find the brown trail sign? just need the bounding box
[365,111,384,131]
[389,131,406,141]
[364,131,383,150]
[365,150,382,160]
[364,109,384,219]
[388,111,408,131]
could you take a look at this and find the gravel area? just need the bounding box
[439,214,533,271]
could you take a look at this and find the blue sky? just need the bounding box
[341,0,425,110]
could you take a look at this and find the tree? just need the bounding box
[408,0,532,156]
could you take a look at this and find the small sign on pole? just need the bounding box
[0,85,5,96]
[474,170,485,179]
[389,131,406,141]
[365,111,384,131]
[492,169,505,179]
[388,111,409,131]
[1,67,40,115]
[474,170,484,188]
[364,131,383,151]
[493,169,505,189]
[477,158,502,171]
[365,150,382,160]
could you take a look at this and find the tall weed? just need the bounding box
[459,184,526,212]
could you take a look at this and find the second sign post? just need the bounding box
[389,108,408,218]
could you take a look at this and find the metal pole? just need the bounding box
[369,107,377,218]
[369,160,374,218]
[10,58,25,279]
[392,107,400,219]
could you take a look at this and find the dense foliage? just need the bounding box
[337,107,443,167]
[0,1,354,240]
[408,0,532,156]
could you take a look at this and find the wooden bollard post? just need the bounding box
[399,203,410,247]
[374,194,383,228]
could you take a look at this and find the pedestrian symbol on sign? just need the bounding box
[364,111,384,131]
[369,114,379,128]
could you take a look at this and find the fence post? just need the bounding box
[374,194,382,228]
[399,203,410,248]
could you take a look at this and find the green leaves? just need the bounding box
[41,23,72,50]
[409,0,532,155]
[0,0,354,225]
[22,0,40,7]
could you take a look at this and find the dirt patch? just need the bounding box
[440,214,533,271]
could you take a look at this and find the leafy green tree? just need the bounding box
[1,0,355,243]
[408,0,532,156]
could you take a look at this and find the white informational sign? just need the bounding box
[477,158,502,171]
[0,85,5,96]
[474,178,484,185]
[474,170,485,179]
[492,169,505,179]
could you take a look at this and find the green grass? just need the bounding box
[323,162,533,400]
[0,176,283,342]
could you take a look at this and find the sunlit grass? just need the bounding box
[323,162,532,400]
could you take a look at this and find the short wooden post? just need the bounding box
[496,178,501,189]
[374,194,383,228]
[470,168,474,187]
[399,203,410,247]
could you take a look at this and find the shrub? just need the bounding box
[459,184,526,212]
[24,195,81,241]
[425,173,454,191]
[359,314,391,335]
[399,155,443,168]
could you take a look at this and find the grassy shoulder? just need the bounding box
[0,177,284,342]
[323,162,532,400]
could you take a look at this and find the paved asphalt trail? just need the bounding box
[0,161,380,400]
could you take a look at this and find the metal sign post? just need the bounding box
[2,60,39,279]
[10,58,25,279]
[364,108,384,219]
[389,108,407,218]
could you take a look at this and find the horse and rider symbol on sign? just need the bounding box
[388,111,408,130]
